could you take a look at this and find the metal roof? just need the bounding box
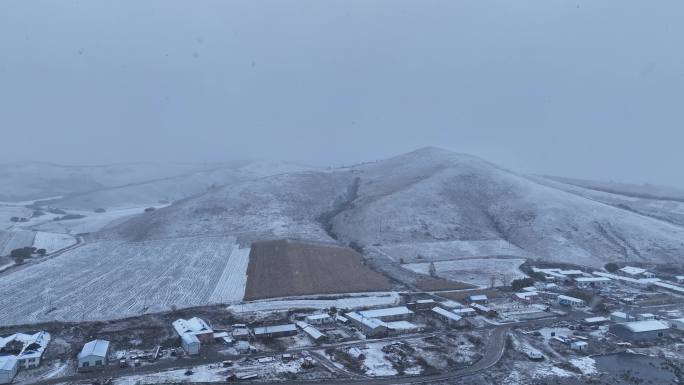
[172,317,213,336]
[431,307,463,322]
[358,306,413,319]
[78,339,110,359]
[252,324,297,335]
[622,320,669,333]
[0,356,17,371]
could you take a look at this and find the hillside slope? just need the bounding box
[103,148,684,267]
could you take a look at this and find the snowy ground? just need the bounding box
[0,237,249,325]
[0,229,35,256]
[402,258,527,287]
[30,206,167,235]
[377,240,527,263]
[32,231,77,253]
[226,293,400,313]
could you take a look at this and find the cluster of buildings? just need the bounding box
[0,332,51,384]
[606,310,684,342]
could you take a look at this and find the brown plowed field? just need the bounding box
[244,239,392,300]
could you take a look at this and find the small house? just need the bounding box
[452,308,477,317]
[676,276,684,284]
[571,341,588,351]
[468,295,488,304]
[583,316,609,325]
[77,340,110,371]
[610,311,635,323]
[407,299,437,312]
[574,277,611,289]
[305,314,333,325]
[431,307,466,327]
[557,295,586,307]
[345,312,388,337]
[637,313,656,321]
[296,322,326,342]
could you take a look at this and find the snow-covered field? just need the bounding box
[226,293,400,313]
[31,206,166,235]
[377,240,527,263]
[402,258,527,288]
[0,230,35,256]
[32,231,77,253]
[0,237,249,325]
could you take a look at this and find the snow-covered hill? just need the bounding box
[102,147,684,267]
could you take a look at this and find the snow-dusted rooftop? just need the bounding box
[295,321,325,340]
[78,339,110,359]
[431,307,463,322]
[469,295,488,301]
[172,317,213,337]
[584,316,608,323]
[384,321,419,330]
[345,312,387,329]
[0,331,51,361]
[0,356,17,371]
[252,324,297,335]
[558,295,585,303]
[358,306,413,319]
[452,307,476,314]
[622,320,669,333]
[619,266,646,276]
[305,313,331,321]
[575,277,611,282]
[181,333,199,345]
[653,281,684,293]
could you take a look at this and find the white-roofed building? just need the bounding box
[452,308,477,317]
[385,321,422,334]
[676,276,684,284]
[345,312,388,337]
[172,317,214,343]
[584,316,609,325]
[557,295,586,307]
[0,331,51,369]
[305,313,333,325]
[0,356,18,385]
[252,324,298,339]
[514,291,538,302]
[637,313,656,321]
[358,306,414,321]
[469,295,488,303]
[77,340,110,371]
[295,322,326,342]
[619,266,655,278]
[574,276,611,289]
[610,320,669,342]
[610,311,635,323]
[431,307,466,327]
[669,318,684,331]
[180,333,200,355]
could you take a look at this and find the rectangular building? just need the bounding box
[77,340,110,371]
[0,356,17,385]
[252,324,298,339]
[669,318,684,331]
[358,306,414,321]
[609,320,669,342]
[557,295,586,307]
[574,277,611,289]
[431,307,466,327]
[172,317,214,343]
[305,314,333,325]
[180,333,200,355]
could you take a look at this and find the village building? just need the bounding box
[514,291,538,302]
[471,303,497,317]
[345,312,388,337]
[637,313,656,321]
[0,331,51,370]
[231,324,250,341]
[172,317,214,343]
[571,341,588,351]
[0,356,17,385]
[305,314,333,325]
[669,318,684,331]
[468,295,488,304]
[452,308,477,317]
[358,306,414,321]
[574,276,611,289]
[431,307,466,327]
[407,299,437,312]
[653,281,684,295]
[335,315,349,324]
[609,320,669,342]
[676,276,684,284]
[77,340,110,371]
[385,321,422,334]
[295,322,326,342]
[252,324,298,339]
[619,266,655,278]
[610,311,635,323]
[557,295,586,307]
[180,333,200,355]
[583,316,609,325]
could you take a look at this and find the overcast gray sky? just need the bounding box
[1,0,683,186]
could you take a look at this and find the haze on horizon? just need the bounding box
[1,1,683,187]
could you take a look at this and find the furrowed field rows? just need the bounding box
[0,236,248,325]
